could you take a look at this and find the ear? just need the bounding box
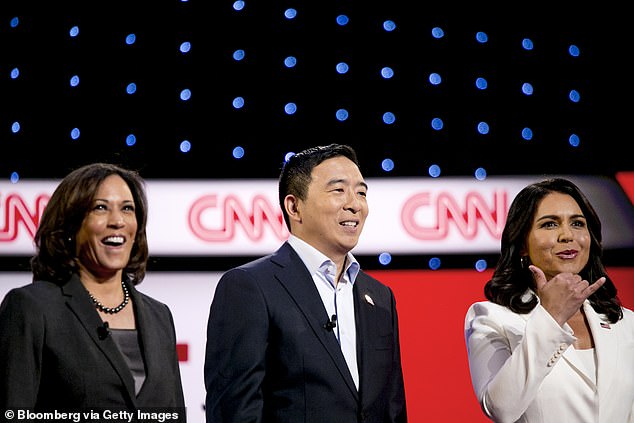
[284,195,302,223]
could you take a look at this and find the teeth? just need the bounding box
[341,222,357,227]
[104,236,124,244]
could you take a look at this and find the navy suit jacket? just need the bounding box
[0,274,185,414]
[204,242,407,422]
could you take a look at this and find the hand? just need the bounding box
[529,265,606,326]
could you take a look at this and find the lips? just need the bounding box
[556,249,578,259]
[102,235,125,246]
[340,221,358,227]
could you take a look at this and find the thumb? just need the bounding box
[528,265,547,290]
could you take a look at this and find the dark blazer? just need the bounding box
[0,274,185,414]
[204,242,407,423]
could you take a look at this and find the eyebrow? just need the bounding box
[326,178,368,190]
[536,213,585,222]
[93,198,135,204]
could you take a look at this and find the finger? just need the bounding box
[528,265,548,290]
[585,276,606,296]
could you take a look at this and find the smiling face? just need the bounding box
[289,156,368,263]
[75,174,138,282]
[524,192,591,280]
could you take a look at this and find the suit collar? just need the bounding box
[62,274,138,404]
[559,301,618,390]
[352,279,379,394]
[583,301,617,394]
[129,285,163,399]
[286,234,361,284]
[272,243,360,400]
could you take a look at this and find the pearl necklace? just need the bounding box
[88,280,130,314]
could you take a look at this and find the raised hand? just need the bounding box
[529,264,606,326]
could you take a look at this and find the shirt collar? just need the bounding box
[287,234,360,283]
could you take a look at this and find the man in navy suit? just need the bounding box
[204,144,407,422]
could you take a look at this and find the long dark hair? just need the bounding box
[484,177,623,323]
[30,163,149,285]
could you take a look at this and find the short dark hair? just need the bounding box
[484,177,623,323]
[30,163,149,285]
[278,144,360,231]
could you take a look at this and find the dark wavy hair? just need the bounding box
[484,177,623,323]
[30,163,149,286]
[278,143,360,231]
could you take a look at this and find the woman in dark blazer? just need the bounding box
[0,163,185,417]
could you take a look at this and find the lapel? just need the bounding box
[272,243,359,400]
[129,285,155,399]
[62,274,138,404]
[559,302,618,390]
[583,302,617,394]
[353,276,378,397]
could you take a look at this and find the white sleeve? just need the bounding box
[464,301,576,423]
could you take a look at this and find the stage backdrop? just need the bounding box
[3,174,634,421]
[2,268,633,423]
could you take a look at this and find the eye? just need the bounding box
[123,204,136,212]
[93,204,107,211]
[540,221,557,229]
[571,219,586,228]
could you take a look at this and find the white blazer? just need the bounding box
[464,296,634,423]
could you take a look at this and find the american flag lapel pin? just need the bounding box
[600,322,611,329]
[364,294,374,306]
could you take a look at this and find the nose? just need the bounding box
[109,210,125,227]
[344,190,363,213]
[557,225,573,242]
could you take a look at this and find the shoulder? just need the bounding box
[356,270,388,288]
[1,280,60,306]
[222,244,298,279]
[622,306,634,317]
[355,271,397,302]
[132,286,168,307]
[620,306,634,326]
[0,281,62,327]
[465,300,524,325]
[129,285,175,320]
[466,300,507,313]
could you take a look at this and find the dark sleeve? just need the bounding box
[204,268,269,423]
[387,286,408,423]
[0,288,45,408]
[162,302,186,412]
[136,292,187,413]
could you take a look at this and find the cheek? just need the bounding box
[527,235,555,256]
[127,217,139,233]
[578,232,591,247]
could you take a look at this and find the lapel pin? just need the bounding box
[364,294,374,306]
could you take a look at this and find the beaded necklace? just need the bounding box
[88,280,130,314]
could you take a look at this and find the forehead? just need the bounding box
[536,192,582,214]
[95,174,132,196]
[311,156,360,178]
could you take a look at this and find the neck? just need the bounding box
[78,268,124,291]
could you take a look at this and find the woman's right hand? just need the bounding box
[529,264,606,326]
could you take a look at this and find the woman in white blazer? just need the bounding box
[464,178,634,423]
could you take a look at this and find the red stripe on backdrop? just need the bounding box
[176,343,189,362]
[367,268,634,423]
[615,171,634,205]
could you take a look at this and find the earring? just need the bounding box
[520,256,530,269]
